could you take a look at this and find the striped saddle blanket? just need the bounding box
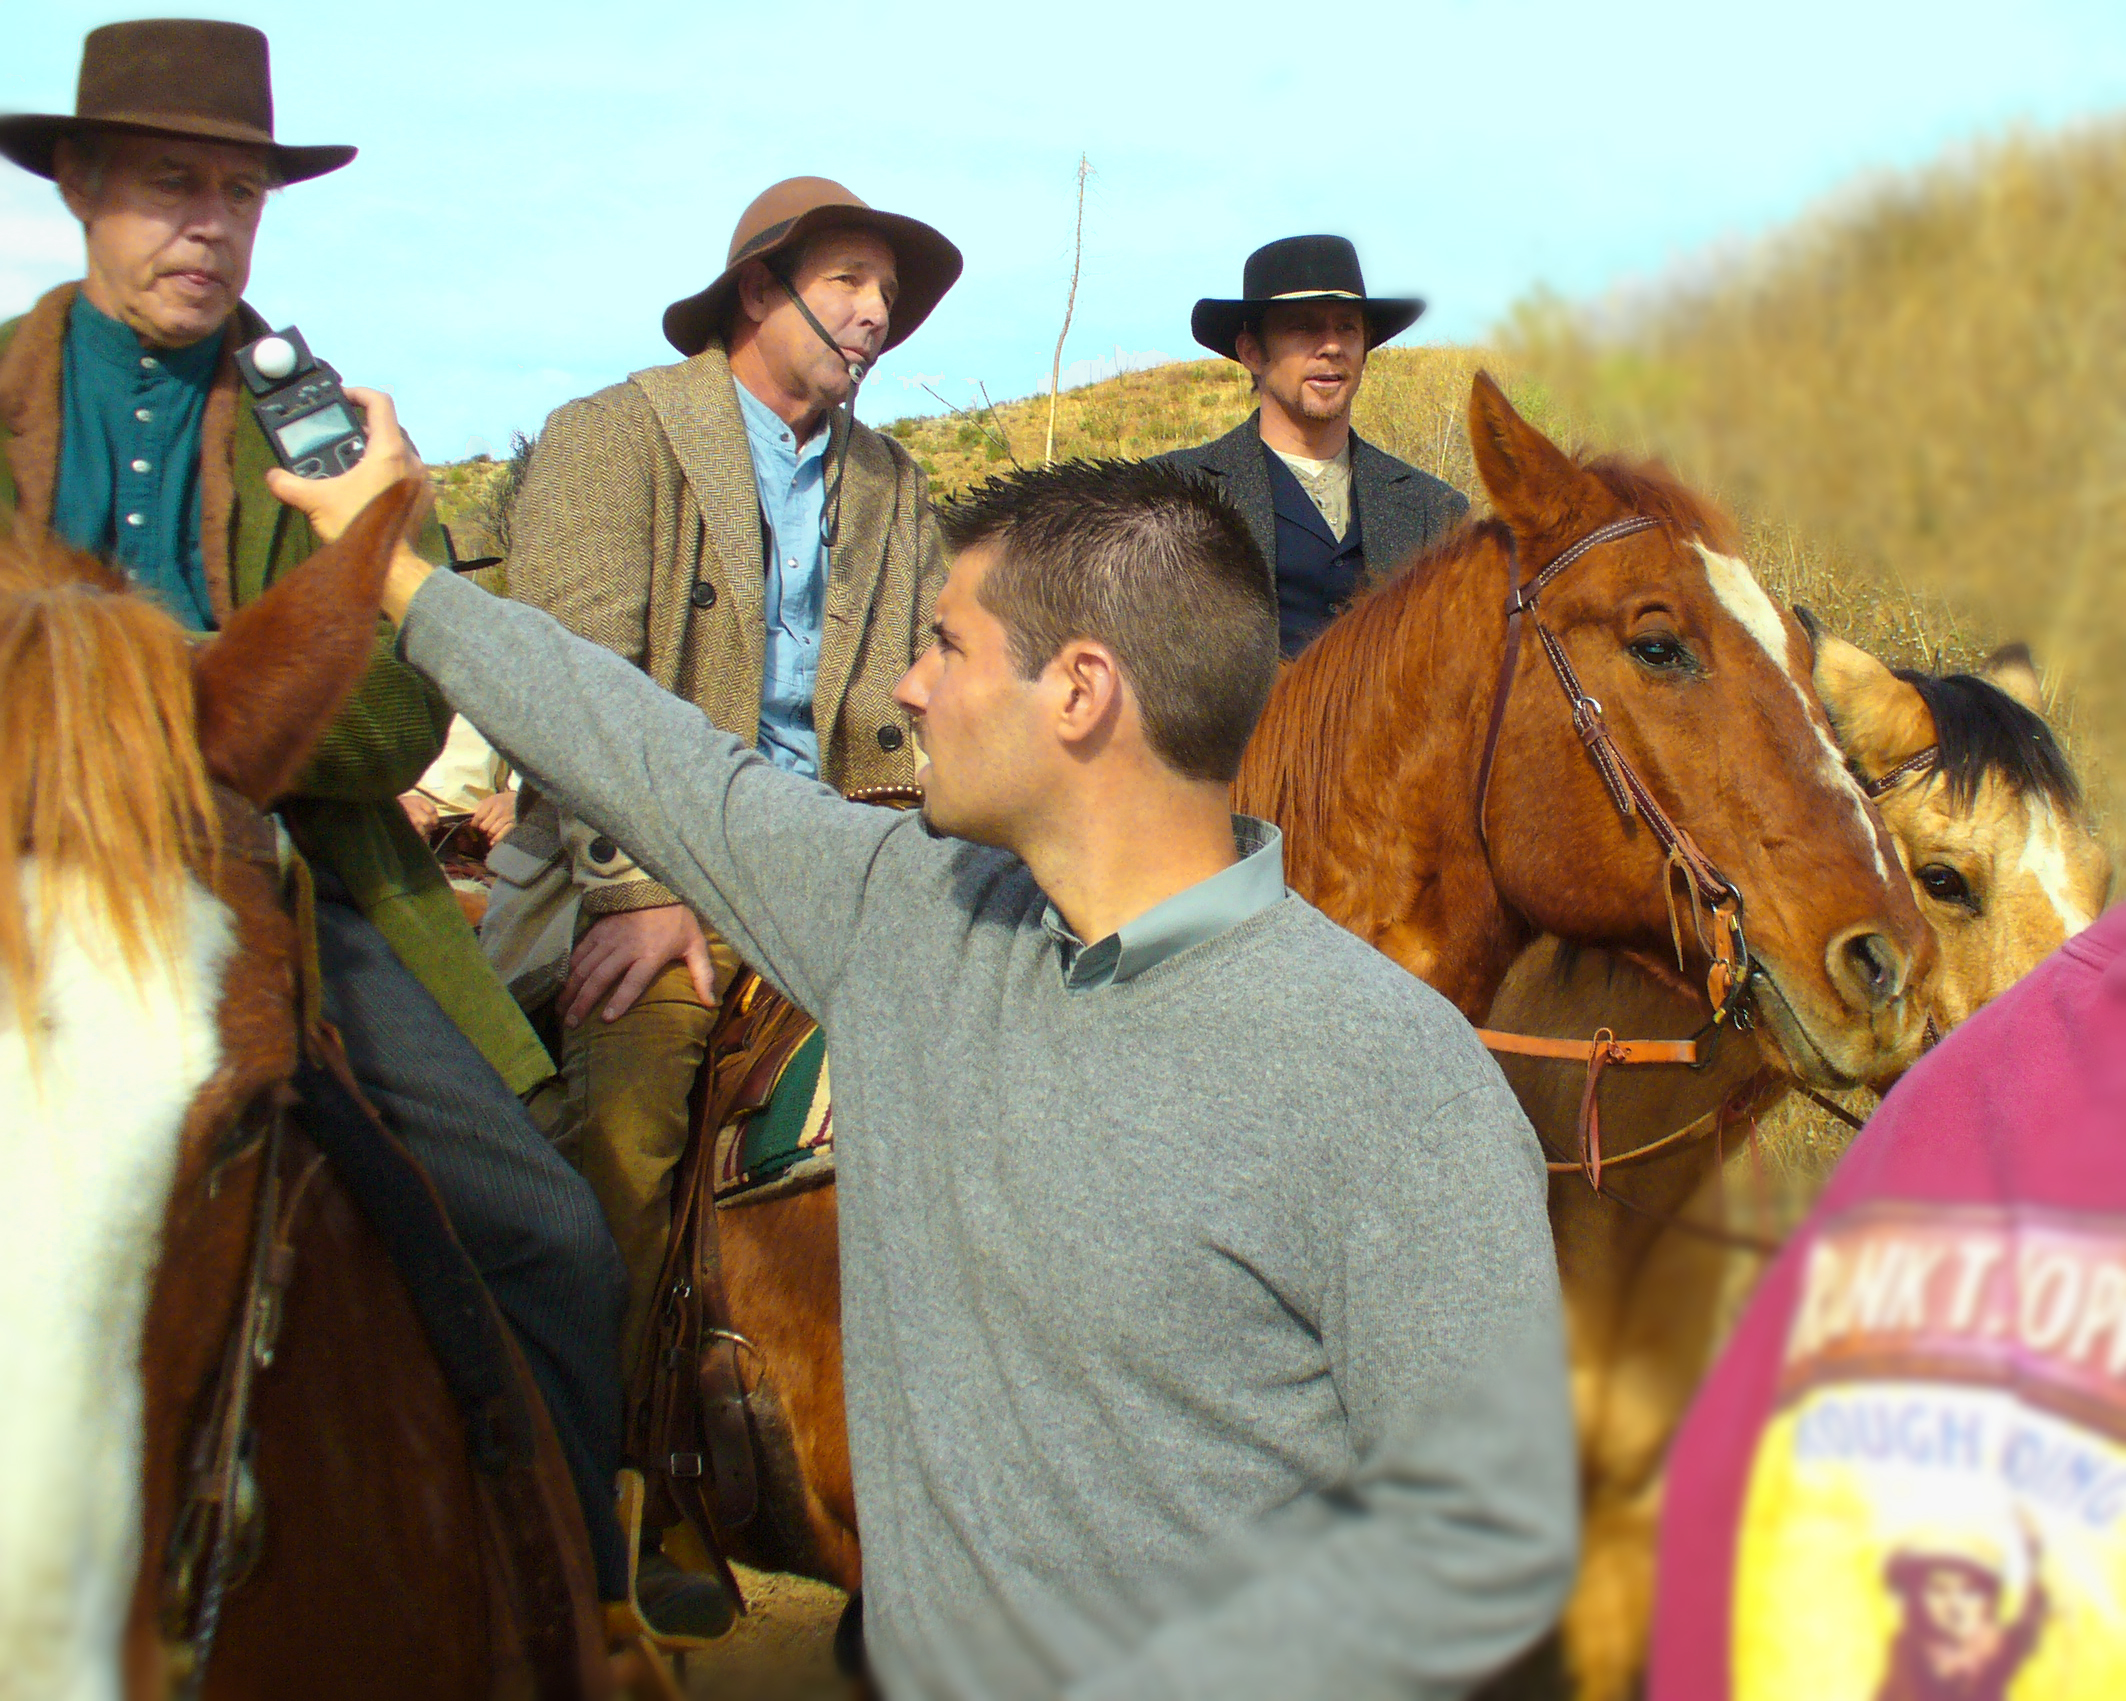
[706,975,835,1206]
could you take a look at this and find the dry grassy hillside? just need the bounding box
[883,345,1564,498]
[1507,120,2126,834]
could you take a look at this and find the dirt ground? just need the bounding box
[682,1566,850,1700]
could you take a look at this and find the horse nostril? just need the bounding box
[1828,927,1908,1012]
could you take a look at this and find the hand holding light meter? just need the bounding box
[237,325,368,478]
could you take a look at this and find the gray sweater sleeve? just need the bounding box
[399,565,913,1014]
[1071,1081,1577,1701]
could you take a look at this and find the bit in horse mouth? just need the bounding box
[1743,966,1866,1092]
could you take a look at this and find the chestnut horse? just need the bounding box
[1490,633,2113,1701]
[686,377,1936,1660]
[0,489,610,1700]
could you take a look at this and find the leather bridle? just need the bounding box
[1861,744,1940,798]
[1469,514,1768,1214]
[1473,514,1753,1026]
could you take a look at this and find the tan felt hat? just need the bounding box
[662,176,962,358]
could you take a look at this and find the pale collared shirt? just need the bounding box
[735,380,830,777]
[1270,440,1354,541]
[1040,816,1289,990]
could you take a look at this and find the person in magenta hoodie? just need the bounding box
[1651,900,2126,1701]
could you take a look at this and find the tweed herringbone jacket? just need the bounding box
[506,339,944,916]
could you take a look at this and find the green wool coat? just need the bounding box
[0,282,552,1095]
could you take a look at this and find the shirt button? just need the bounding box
[688,579,717,609]
[135,407,153,422]
[786,557,798,570]
[132,458,152,473]
[125,512,146,527]
[876,724,904,753]
[140,355,159,370]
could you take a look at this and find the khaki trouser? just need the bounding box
[562,946,741,1378]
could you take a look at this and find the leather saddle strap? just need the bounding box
[163,1100,285,1699]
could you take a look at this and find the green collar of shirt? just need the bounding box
[1041,816,1288,990]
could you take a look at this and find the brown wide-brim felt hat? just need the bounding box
[0,19,355,185]
[663,176,963,358]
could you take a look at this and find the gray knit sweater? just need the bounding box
[401,569,1576,1700]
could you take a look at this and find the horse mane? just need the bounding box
[0,527,218,1028]
[1233,449,1739,860]
[1892,666,2081,812]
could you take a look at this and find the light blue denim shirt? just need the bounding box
[1042,816,1290,990]
[735,381,830,777]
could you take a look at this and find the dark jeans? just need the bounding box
[312,876,629,1598]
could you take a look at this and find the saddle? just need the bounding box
[625,784,918,1604]
[167,796,604,1699]
[626,967,824,1608]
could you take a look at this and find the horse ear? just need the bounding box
[1978,642,2045,714]
[1466,371,1587,541]
[1814,631,1935,778]
[193,479,424,808]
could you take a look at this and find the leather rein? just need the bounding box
[161,794,330,1699]
[1467,515,1774,1239]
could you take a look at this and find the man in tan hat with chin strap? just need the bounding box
[497,175,957,1574]
[0,16,655,1630]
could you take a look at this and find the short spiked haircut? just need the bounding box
[938,459,1279,784]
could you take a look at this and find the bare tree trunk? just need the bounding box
[1045,155,1092,466]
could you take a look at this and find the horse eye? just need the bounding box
[1917,863,1978,912]
[1629,635,1690,670]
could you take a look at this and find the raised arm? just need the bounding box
[269,396,920,1015]
[1074,1075,1577,1701]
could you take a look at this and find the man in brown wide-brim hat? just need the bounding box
[490,174,959,1599]
[0,14,654,1632]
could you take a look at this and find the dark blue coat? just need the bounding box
[1153,411,1470,656]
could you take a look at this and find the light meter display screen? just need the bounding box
[275,404,354,459]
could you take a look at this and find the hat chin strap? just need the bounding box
[770,265,865,548]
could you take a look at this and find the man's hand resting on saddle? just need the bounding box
[562,905,719,1027]
[265,387,436,621]
[280,400,718,1031]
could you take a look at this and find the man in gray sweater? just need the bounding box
[273,399,1576,1700]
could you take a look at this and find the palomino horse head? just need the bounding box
[1811,630,2112,1030]
[0,483,419,1697]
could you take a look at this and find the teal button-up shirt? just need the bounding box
[735,381,829,778]
[1042,816,1290,990]
[52,293,219,630]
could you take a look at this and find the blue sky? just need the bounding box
[7,1,2124,457]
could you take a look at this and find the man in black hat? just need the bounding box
[1155,236,1468,657]
[0,18,651,1625]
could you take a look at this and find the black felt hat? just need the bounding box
[1190,235,1423,361]
[0,20,355,185]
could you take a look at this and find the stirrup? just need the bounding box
[610,1468,728,1654]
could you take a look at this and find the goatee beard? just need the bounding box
[1293,381,1353,423]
